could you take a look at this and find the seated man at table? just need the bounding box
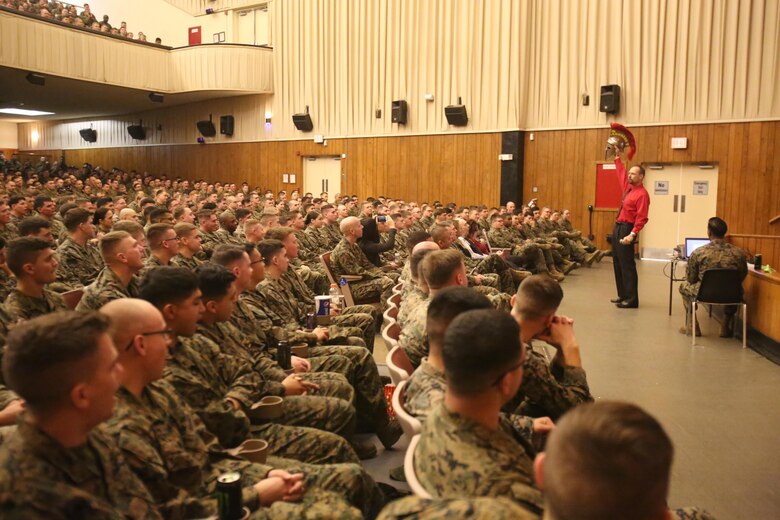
[679,217,747,337]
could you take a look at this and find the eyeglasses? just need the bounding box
[125,329,175,350]
[162,236,180,243]
[491,359,525,387]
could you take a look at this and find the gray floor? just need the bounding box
[368,258,780,519]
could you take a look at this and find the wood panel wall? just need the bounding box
[62,133,503,206]
[523,122,780,265]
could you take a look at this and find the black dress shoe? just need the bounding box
[610,298,623,304]
[616,301,638,308]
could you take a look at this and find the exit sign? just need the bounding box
[671,137,688,149]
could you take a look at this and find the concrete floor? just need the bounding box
[368,258,780,519]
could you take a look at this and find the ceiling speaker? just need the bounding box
[148,92,164,103]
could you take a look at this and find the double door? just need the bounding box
[640,163,719,259]
[303,156,342,198]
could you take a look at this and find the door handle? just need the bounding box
[321,180,325,192]
[673,195,678,213]
[325,179,328,192]
[681,195,686,213]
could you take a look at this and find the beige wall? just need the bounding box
[18,0,780,152]
[0,122,18,149]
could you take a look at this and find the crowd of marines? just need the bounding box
[0,157,714,519]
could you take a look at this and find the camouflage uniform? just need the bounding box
[331,238,395,306]
[454,245,515,293]
[170,253,203,270]
[281,269,378,350]
[398,284,426,330]
[106,381,377,519]
[505,348,592,421]
[196,320,355,404]
[679,239,747,330]
[398,298,430,368]
[253,274,371,349]
[198,229,223,259]
[0,383,18,446]
[55,237,104,289]
[487,228,548,273]
[164,334,359,464]
[4,287,67,321]
[415,404,543,515]
[290,257,330,296]
[0,271,13,303]
[138,254,167,280]
[0,419,162,519]
[673,508,718,520]
[304,226,327,256]
[405,359,534,442]
[319,223,343,251]
[0,224,18,245]
[378,496,538,520]
[75,267,141,311]
[216,228,244,247]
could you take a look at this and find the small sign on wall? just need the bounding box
[654,180,669,195]
[692,180,709,195]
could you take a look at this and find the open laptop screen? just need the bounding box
[685,238,710,258]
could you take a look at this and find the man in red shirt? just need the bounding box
[611,153,650,308]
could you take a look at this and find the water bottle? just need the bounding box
[328,283,341,315]
[276,340,291,370]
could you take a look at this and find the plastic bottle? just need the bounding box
[329,283,341,314]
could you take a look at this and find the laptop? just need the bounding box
[682,238,710,259]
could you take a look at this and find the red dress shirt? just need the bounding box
[615,158,650,234]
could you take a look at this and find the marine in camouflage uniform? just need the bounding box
[196,319,356,404]
[281,269,378,350]
[0,419,162,519]
[377,496,538,520]
[487,227,549,274]
[106,380,378,519]
[415,404,544,515]
[504,347,592,421]
[330,238,396,307]
[164,333,360,465]
[398,298,430,368]
[170,253,203,270]
[198,229,224,259]
[55,237,104,289]
[0,270,14,303]
[319,222,343,251]
[404,358,534,444]
[397,283,426,330]
[4,287,67,321]
[76,267,142,311]
[679,238,747,335]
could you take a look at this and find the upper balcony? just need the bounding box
[0,7,272,107]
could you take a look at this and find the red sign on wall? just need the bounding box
[188,26,202,46]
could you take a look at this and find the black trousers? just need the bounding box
[612,222,639,304]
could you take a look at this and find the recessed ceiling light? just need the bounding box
[0,108,55,116]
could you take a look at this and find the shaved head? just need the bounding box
[412,241,440,255]
[100,298,164,349]
[339,216,360,234]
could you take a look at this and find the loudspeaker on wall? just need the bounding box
[445,105,468,126]
[600,85,621,113]
[292,113,314,132]
[196,120,217,137]
[79,128,97,143]
[127,125,146,140]
[220,115,234,136]
[391,100,408,124]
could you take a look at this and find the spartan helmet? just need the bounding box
[604,123,637,161]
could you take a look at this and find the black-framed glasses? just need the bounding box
[162,236,180,243]
[492,359,524,387]
[125,329,175,350]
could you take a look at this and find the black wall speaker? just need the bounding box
[196,120,217,137]
[79,129,97,143]
[26,73,45,86]
[445,105,468,126]
[127,125,146,140]
[148,92,164,103]
[600,85,621,113]
[220,115,234,136]
[391,100,408,124]
[292,113,314,132]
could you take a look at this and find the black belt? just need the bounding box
[615,221,634,226]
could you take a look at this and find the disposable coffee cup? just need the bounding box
[315,296,331,316]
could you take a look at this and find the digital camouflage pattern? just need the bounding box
[4,287,67,321]
[76,267,141,311]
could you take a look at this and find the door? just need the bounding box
[677,164,719,242]
[640,163,719,259]
[641,165,683,259]
[303,156,342,199]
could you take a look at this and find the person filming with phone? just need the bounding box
[359,215,398,269]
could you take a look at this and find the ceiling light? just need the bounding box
[0,108,55,116]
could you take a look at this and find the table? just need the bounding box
[667,257,687,316]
